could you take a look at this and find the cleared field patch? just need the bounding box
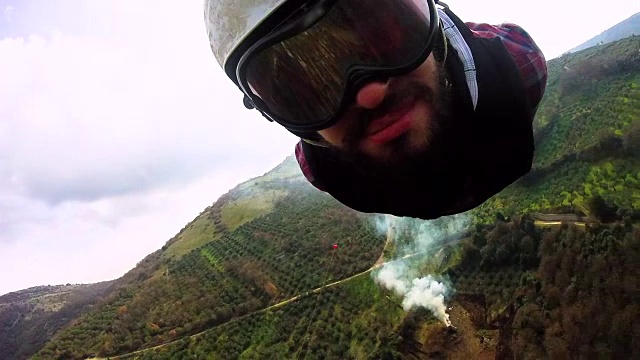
[221,189,288,231]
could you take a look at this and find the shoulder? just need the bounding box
[465,22,548,109]
[465,22,540,53]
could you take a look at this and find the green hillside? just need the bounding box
[122,275,409,360]
[3,30,638,360]
[472,36,640,223]
[34,157,387,359]
[533,35,639,166]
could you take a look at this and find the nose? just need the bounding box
[355,82,389,109]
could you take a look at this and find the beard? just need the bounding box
[330,59,460,176]
[316,52,477,216]
[300,21,483,218]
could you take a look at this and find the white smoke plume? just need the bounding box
[370,212,471,326]
[403,276,451,326]
[372,214,395,236]
[374,260,452,326]
[375,260,411,294]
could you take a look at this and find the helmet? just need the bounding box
[204,0,287,78]
[204,0,441,139]
[204,0,327,141]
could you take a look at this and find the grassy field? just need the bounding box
[220,189,288,231]
[163,213,221,259]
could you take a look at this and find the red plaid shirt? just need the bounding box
[295,22,547,191]
[466,22,547,111]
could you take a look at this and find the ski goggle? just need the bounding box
[236,0,440,132]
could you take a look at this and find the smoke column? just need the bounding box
[371,213,470,326]
[375,260,452,326]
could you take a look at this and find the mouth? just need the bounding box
[364,103,416,145]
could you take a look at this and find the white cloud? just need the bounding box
[0,27,295,204]
[0,0,298,295]
[4,5,13,19]
[0,168,266,293]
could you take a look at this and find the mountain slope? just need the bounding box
[569,12,640,53]
[0,282,115,360]
[34,155,388,359]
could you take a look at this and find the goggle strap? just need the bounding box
[302,138,330,147]
[442,23,448,63]
[243,95,255,110]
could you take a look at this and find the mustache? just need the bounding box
[342,80,435,150]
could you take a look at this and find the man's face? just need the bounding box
[317,54,451,164]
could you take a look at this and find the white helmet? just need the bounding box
[203,0,441,137]
[204,0,287,77]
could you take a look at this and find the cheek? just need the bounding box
[410,59,438,85]
[318,122,348,147]
[318,109,363,147]
[408,104,433,145]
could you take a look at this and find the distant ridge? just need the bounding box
[569,12,640,53]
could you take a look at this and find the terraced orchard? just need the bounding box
[35,173,385,359]
[168,186,386,306]
[123,276,408,360]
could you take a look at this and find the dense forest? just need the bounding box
[450,219,639,359]
[1,28,638,360]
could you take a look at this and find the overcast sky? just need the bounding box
[1,0,638,296]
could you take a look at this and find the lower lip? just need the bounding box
[366,106,415,145]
